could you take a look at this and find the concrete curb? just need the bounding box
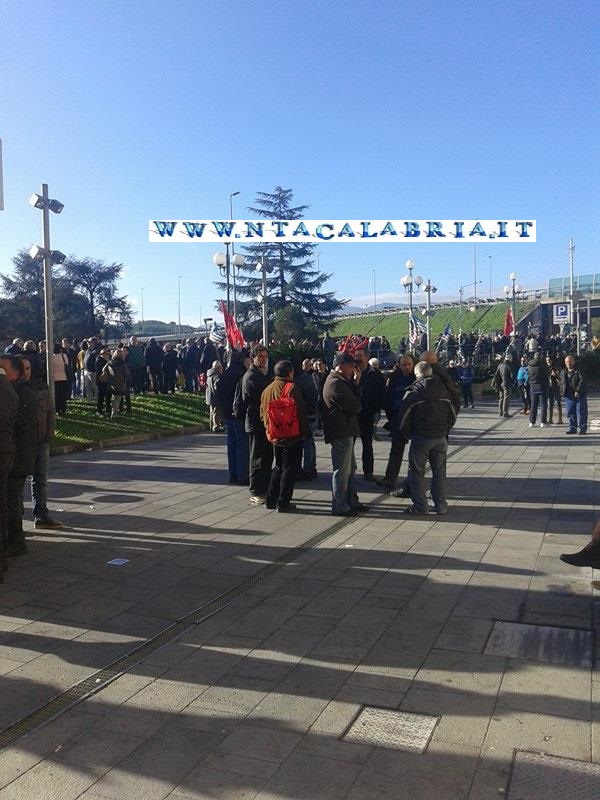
[50,424,209,457]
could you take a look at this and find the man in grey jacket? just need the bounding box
[322,352,368,516]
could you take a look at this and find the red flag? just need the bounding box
[219,301,246,350]
[503,306,514,336]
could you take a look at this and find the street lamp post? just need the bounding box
[28,184,65,394]
[423,279,437,350]
[400,259,423,349]
[256,258,273,345]
[177,274,182,337]
[213,251,244,315]
[229,191,240,318]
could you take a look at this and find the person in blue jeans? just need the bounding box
[458,359,474,408]
[561,355,587,435]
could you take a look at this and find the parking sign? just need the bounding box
[553,303,571,325]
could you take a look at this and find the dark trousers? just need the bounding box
[97,383,112,415]
[54,380,70,414]
[249,430,273,498]
[358,413,375,475]
[408,435,448,514]
[461,384,474,407]
[6,474,27,546]
[529,388,547,424]
[384,430,407,486]
[267,442,301,509]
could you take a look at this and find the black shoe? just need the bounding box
[560,543,600,568]
[5,541,28,558]
[276,503,296,513]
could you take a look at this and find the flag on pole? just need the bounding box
[208,319,224,344]
[503,306,515,336]
[219,301,246,350]
[409,312,427,346]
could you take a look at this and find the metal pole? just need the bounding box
[425,280,431,350]
[225,247,231,314]
[41,184,55,395]
[261,260,268,345]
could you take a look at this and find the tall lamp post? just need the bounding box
[503,272,519,331]
[400,259,423,347]
[256,258,273,345]
[423,279,437,350]
[229,191,240,318]
[213,251,245,314]
[28,184,65,394]
[177,274,182,337]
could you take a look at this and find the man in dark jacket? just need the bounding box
[354,348,385,481]
[397,361,457,515]
[0,363,19,577]
[24,359,62,530]
[493,355,515,418]
[295,359,319,480]
[218,349,250,484]
[378,354,415,490]
[527,352,549,428]
[322,352,367,516]
[562,355,587,434]
[260,360,309,512]
[241,345,272,503]
[145,338,164,394]
[0,356,38,556]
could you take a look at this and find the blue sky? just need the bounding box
[1,0,598,325]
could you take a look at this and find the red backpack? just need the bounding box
[266,382,301,443]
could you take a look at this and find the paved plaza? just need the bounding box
[0,399,599,799]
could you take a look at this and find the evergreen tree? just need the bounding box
[216,187,345,333]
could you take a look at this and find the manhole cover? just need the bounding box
[508,751,600,799]
[342,706,438,752]
[485,621,592,667]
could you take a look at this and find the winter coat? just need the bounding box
[0,373,18,455]
[260,377,309,445]
[398,375,457,440]
[294,371,319,418]
[103,356,130,394]
[144,343,164,371]
[241,365,271,434]
[10,380,38,476]
[205,367,222,407]
[322,370,361,443]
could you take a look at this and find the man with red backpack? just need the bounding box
[260,360,309,513]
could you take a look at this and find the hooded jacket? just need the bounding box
[397,375,457,440]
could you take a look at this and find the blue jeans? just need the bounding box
[302,417,318,472]
[30,443,49,520]
[408,435,448,513]
[565,395,588,433]
[225,417,249,482]
[331,437,359,514]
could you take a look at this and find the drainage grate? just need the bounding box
[484,620,593,667]
[0,514,355,751]
[507,751,600,799]
[342,706,438,752]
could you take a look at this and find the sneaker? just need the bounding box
[249,495,266,505]
[34,517,63,530]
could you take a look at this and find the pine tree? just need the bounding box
[216,187,346,334]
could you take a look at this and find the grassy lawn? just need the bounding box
[333,301,536,344]
[53,393,209,449]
